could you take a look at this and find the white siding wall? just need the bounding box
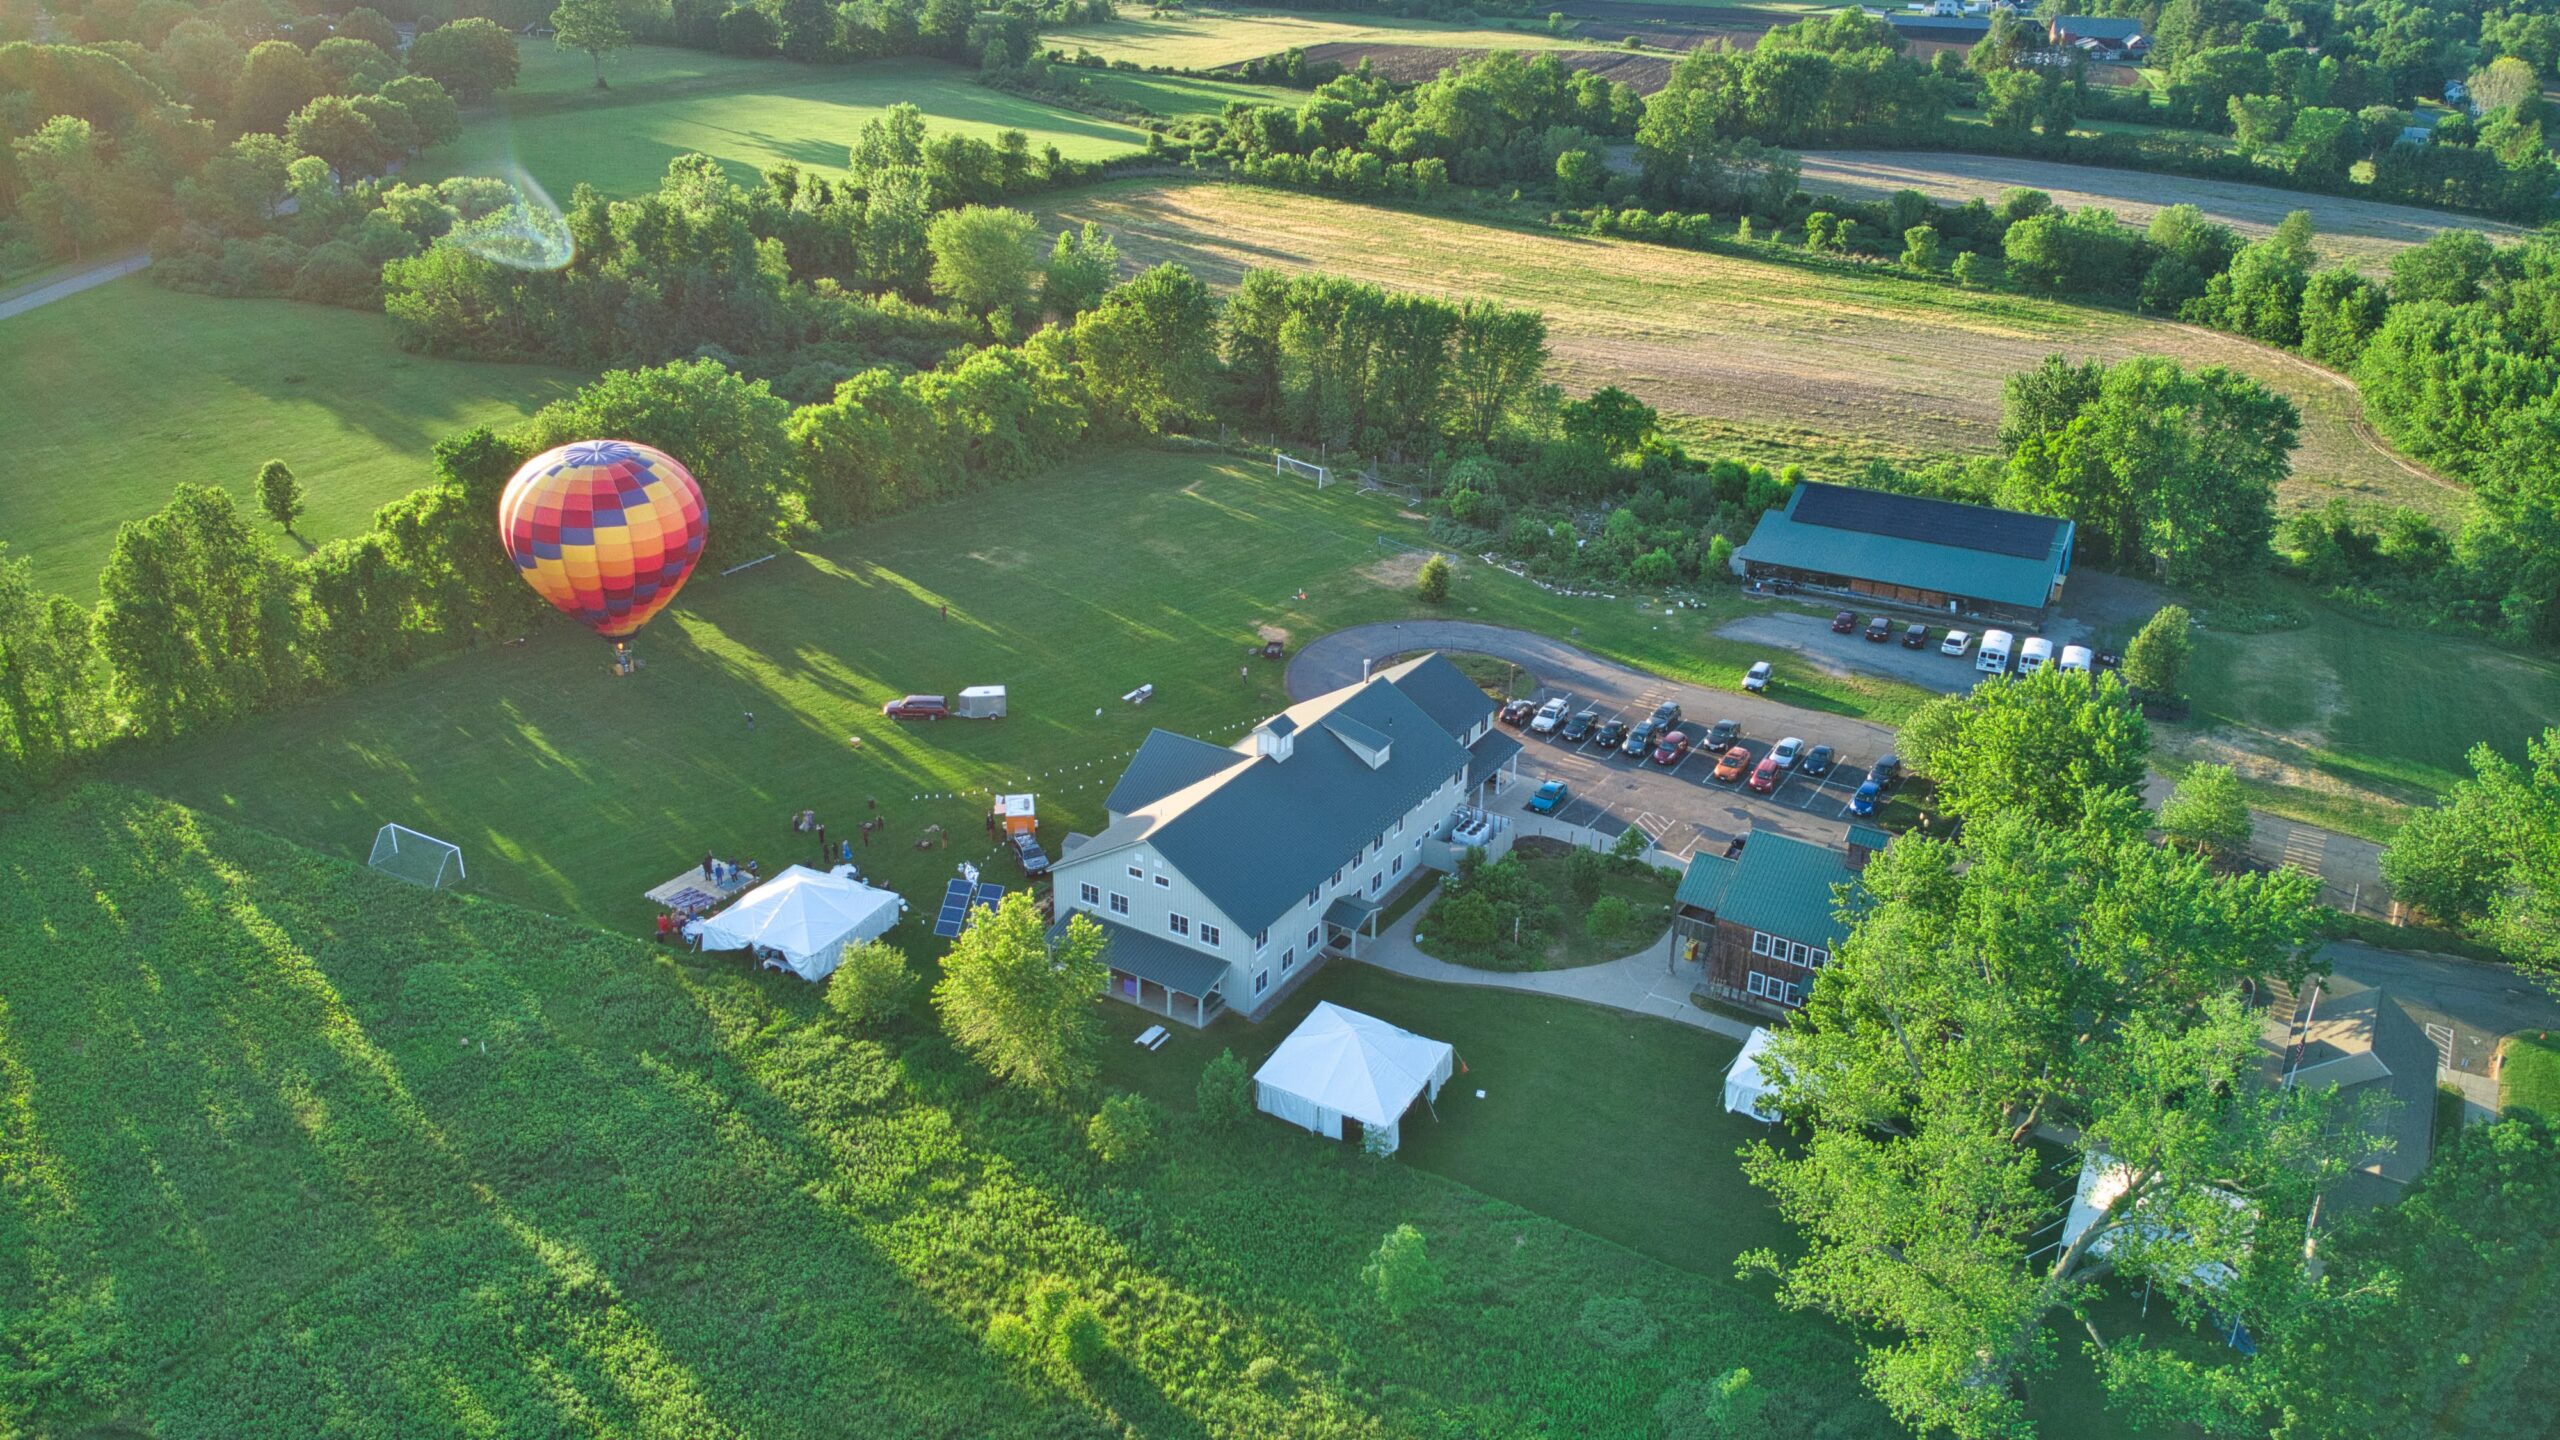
[1061,767,1468,1013]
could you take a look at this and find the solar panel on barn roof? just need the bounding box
[1789,484,2062,562]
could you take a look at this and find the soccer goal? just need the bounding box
[1274,451,1331,489]
[370,823,465,889]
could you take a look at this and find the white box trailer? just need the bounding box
[955,685,1007,718]
[2019,637,2055,672]
[1977,629,2014,674]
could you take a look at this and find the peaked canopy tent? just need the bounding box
[696,864,905,982]
[1253,1003,1454,1154]
[1722,1026,1789,1123]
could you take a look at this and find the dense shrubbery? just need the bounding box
[0,784,1898,1438]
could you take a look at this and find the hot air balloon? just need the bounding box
[498,440,708,642]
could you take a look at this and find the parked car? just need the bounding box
[1723,834,1748,859]
[1831,610,1856,634]
[1530,698,1567,734]
[1652,730,1693,767]
[1711,744,1751,782]
[1743,660,1772,692]
[1801,744,1835,777]
[1939,630,1972,657]
[1870,753,1903,787]
[1865,616,1893,643]
[882,694,948,720]
[1747,755,1783,793]
[1010,830,1051,876]
[1649,700,1683,733]
[1499,698,1536,727]
[1527,779,1570,815]
[1622,719,1658,758]
[1707,718,1741,749]
[1902,622,1930,649]
[1771,736,1804,768]
[1594,718,1628,749]
[1561,708,1598,742]
[1851,777,1884,816]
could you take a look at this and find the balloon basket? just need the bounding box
[610,642,641,678]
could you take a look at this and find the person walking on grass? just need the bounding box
[744,710,755,732]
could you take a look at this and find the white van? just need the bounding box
[2019,637,2055,673]
[2058,644,2093,674]
[1976,629,2013,674]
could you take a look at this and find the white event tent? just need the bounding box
[1253,1002,1454,1155]
[696,864,905,982]
[1721,1026,1790,1123]
[2061,1152,2249,1292]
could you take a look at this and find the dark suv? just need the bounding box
[1649,701,1683,733]
[1902,622,1930,649]
[1865,616,1892,643]
[1706,718,1741,749]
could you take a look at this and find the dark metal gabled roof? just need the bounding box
[1107,730,1243,815]
[1069,914,1229,997]
[1375,652,1498,741]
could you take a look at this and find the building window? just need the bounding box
[1331,867,1342,886]
[1254,928,1268,950]
[1306,888,1319,908]
[1168,914,1190,937]
[1079,882,1099,905]
[1368,872,1382,896]
[1308,925,1322,950]
[1254,970,1270,995]
[1393,818,1403,836]
[1153,874,1170,889]
[1109,892,1129,916]
[1746,972,1766,998]
[1201,923,1222,947]
[1751,931,1771,957]
[1809,948,1829,969]
[1281,947,1296,973]
[1786,982,1804,1006]
[1390,855,1404,877]
[1127,865,1142,879]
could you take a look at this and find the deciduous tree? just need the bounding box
[2160,763,2251,856]
[255,459,304,534]
[550,0,631,88]
[405,17,521,104]
[926,204,1039,318]
[1363,1224,1443,1320]
[932,893,1107,1094]
[1897,667,2150,825]
[2119,604,2192,697]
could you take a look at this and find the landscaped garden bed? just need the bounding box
[1413,836,1677,971]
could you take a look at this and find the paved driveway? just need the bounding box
[1718,611,1999,695]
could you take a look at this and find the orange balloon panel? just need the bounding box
[497,440,708,639]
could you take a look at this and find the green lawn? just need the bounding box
[0,783,1896,1439]
[1097,961,1793,1279]
[0,278,584,597]
[411,45,1152,199]
[119,447,1933,931]
[2501,1031,2560,1120]
[1071,69,1304,118]
[2180,596,2560,836]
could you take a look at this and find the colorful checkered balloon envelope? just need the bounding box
[498,440,709,639]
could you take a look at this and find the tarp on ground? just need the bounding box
[697,864,905,982]
[1253,1002,1453,1155]
[1722,1026,1790,1123]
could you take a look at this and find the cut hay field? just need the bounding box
[118,448,1931,930]
[1072,69,1303,118]
[1795,150,2523,271]
[1040,8,1593,69]
[0,278,584,598]
[411,44,1151,200]
[1040,180,2461,519]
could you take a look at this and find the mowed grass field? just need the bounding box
[1041,7,1593,68]
[411,44,1152,199]
[2176,597,2560,837]
[0,783,1902,1440]
[1795,149,2523,271]
[1073,68,1303,117]
[1040,180,2462,518]
[120,448,1934,930]
[0,278,584,597]
[2503,1031,2560,1119]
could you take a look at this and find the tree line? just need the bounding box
[0,218,1555,796]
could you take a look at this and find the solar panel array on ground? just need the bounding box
[1790,482,2060,561]
[933,879,1006,938]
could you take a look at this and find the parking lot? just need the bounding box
[1715,610,2083,696]
[1502,683,1904,863]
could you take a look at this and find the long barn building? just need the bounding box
[1731,482,2075,624]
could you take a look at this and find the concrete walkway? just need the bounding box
[1353,885,1756,1043]
[0,249,150,321]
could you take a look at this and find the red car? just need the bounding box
[1651,730,1692,766]
[1831,610,1856,633]
[1747,755,1782,793]
[882,694,948,720]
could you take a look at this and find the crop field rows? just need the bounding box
[1041,180,2465,519]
